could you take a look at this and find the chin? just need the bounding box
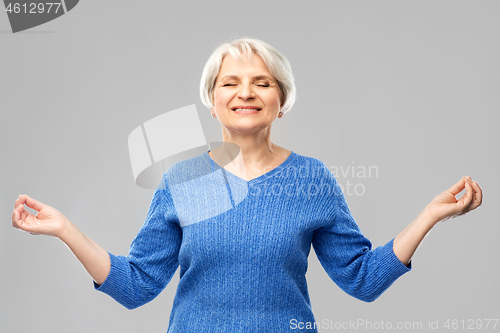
[226,121,271,134]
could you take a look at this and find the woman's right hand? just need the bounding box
[12,194,69,238]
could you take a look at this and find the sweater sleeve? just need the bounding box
[312,165,411,303]
[94,173,181,309]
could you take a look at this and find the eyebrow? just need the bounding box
[219,75,274,81]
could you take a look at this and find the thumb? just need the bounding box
[19,194,46,213]
[446,176,468,197]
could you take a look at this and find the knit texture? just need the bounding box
[95,150,411,332]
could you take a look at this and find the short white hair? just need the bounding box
[200,38,296,114]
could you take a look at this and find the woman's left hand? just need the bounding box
[425,176,483,224]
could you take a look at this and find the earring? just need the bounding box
[278,111,283,117]
[211,113,217,118]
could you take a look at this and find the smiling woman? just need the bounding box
[11,38,483,333]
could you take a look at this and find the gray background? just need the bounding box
[1,1,498,332]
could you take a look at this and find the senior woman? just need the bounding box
[12,38,482,332]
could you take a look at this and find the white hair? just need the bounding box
[200,38,296,114]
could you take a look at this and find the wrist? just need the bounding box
[57,218,75,243]
[420,204,440,229]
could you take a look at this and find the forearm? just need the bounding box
[59,219,111,285]
[393,206,438,266]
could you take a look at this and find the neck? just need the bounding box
[219,125,279,165]
[209,126,287,181]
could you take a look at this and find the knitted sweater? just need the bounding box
[95,150,411,332]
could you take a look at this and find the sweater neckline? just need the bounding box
[203,149,297,184]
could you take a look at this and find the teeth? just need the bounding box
[234,108,259,111]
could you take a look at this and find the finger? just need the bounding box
[19,194,45,212]
[13,202,23,213]
[12,204,25,222]
[12,209,21,228]
[446,176,468,196]
[15,209,37,233]
[468,181,483,211]
[20,209,30,221]
[456,181,474,214]
[12,206,18,222]
[14,194,26,209]
[12,208,29,231]
[15,206,28,225]
[460,181,477,215]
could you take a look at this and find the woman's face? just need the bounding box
[212,53,283,135]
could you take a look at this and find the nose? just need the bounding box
[237,82,255,100]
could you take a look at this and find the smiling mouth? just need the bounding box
[231,107,262,112]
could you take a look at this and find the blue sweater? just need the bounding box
[95,150,411,332]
